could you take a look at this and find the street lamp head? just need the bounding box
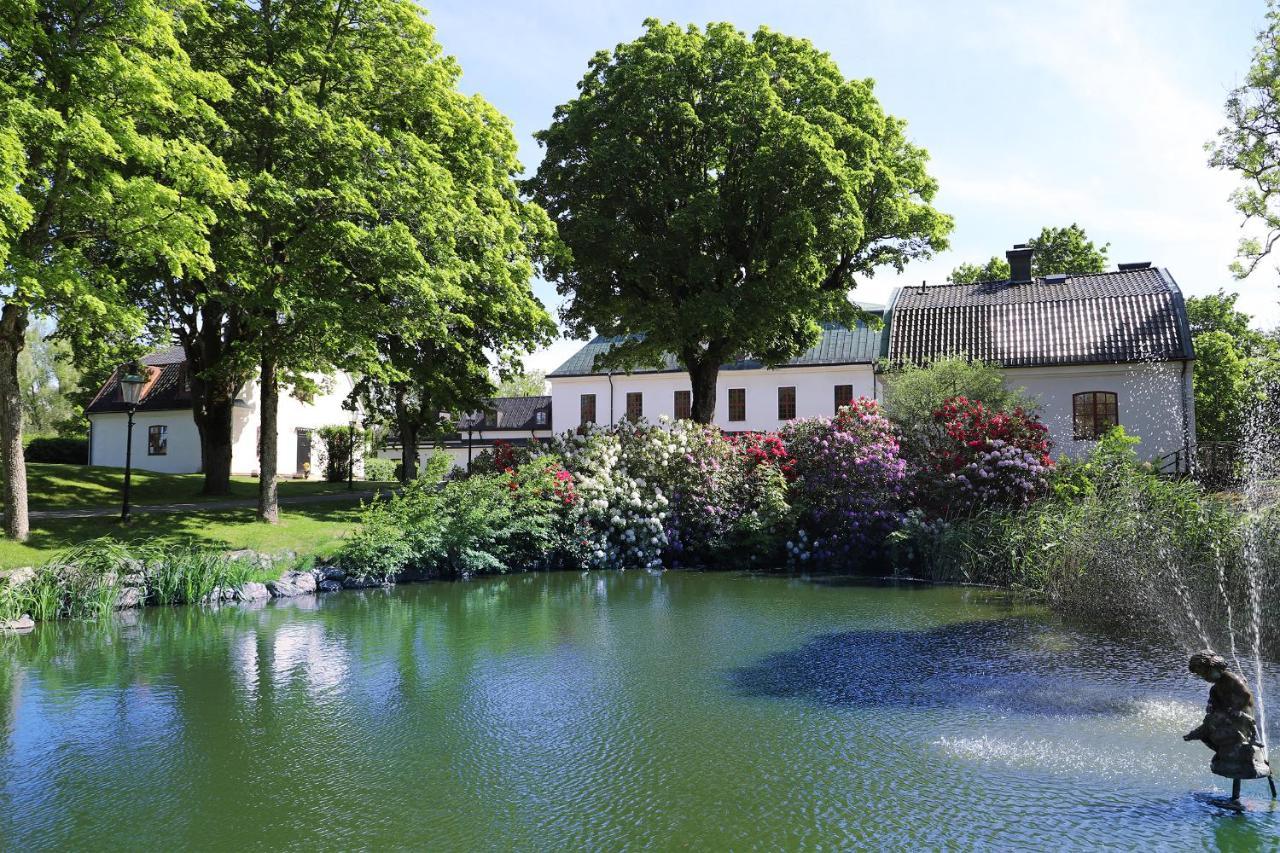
[119,370,146,407]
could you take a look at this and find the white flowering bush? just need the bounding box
[553,424,669,569]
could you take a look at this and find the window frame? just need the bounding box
[777,386,796,420]
[147,424,168,456]
[727,387,746,422]
[673,389,691,421]
[1072,391,1119,440]
[625,391,643,421]
[834,384,853,413]
[580,393,596,426]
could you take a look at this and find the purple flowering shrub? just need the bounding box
[779,399,908,566]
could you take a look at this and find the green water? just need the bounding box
[1,571,1276,850]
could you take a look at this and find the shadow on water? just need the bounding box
[728,617,1186,717]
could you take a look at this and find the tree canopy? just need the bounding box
[950,224,1109,284]
[0,0,234,538]
[1184,290,1279,442]
[526,20,951,422]
[1211,0,1280,280]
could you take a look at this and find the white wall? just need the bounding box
[89,410,203,474]
[90,371,362,479]
[549,364,877,433]
[870,361,1194,465]
[1003,362,1194,464]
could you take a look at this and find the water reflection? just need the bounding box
[0,572,1276,850]
[729,618,1202,718]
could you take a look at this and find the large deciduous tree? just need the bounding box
[949,224,1109,284]
[163,0,552,518]
[1211,0,1280,284]
[0,0,232,539]
[525,20,951,424]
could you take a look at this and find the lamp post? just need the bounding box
[465,412,477,475]
[118,369,146,523]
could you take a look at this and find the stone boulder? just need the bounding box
[317,579,343,593]
[237,582,271,602]
[267,571,317,598]
[115,587,145,610]
[1,614,34,633]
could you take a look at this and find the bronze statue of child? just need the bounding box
[1184,649,1272,804]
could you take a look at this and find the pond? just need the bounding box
[1,571,1276,849]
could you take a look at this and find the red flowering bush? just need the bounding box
[922,396,1053,516]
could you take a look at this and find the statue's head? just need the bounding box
[1189,649,1228,681]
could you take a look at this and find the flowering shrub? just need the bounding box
[552,418,792,569]
[553,424,669,569]
[924,396,1052,516]
[779,399,908,566]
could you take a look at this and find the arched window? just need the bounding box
[1073,392,1118,440]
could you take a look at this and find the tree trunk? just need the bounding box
[193,388,235,495]
[181,300,242,496]
[0,304,29,541]
[257,351,279,524]
[687,357,720,425]
[395,384,417,482]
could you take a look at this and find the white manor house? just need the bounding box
[93,246,1196,476]
[394,246,1197,472]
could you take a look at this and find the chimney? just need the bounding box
[1006,243,1034,283]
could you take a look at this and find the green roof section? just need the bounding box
[549,313,885,377]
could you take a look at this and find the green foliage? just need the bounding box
[949,224,1109,283]
[340,451,572,580]
[880,356,1034,440]
[1211,0,1280,278]
[494,370,548,398]
[1184,292,1279,442]
[23,437,87,465]
[18,321,80,436]
[1192,330,1252,442]
[527,19,950,421]
[315,425,366,483]
[362,456,396,482]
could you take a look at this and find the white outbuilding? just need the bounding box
[86,346,359,478]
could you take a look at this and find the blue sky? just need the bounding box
[425,0,1276,373]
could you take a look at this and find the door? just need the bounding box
[296,429,312,477]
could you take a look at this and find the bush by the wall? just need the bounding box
[362,455,395,482]
[24,436,88,464]
[316,425,366,482]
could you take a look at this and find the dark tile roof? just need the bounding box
[884,267,1195,368]
[86,347,194,414]
[476,396,551,431]
[548,314,884,377]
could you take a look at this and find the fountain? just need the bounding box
[1178,393,1280,809]
[1183,649,1274,807]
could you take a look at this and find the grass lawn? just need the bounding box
[19,463,393,511]
[0,502,367,570]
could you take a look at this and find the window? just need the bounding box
[777,386,796,420]
[674,390,691,420]
[535,410,548,426]
[625,392,643,421]
[834,384,853,413]
[580,393,596,426]
[1073,391,1119,440]
[728,388,746,422]
[148,425,168,456]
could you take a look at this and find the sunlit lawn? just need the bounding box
[17,463,391,511]
[0,502,367,570]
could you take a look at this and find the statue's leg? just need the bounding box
[1231,778,1241,802]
